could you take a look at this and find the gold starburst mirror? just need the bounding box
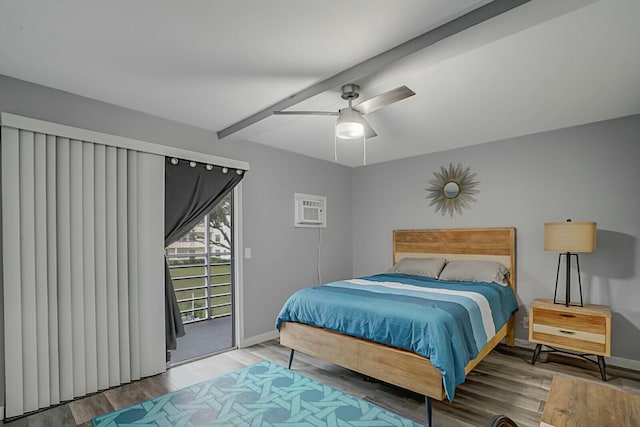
[426,163,479,217]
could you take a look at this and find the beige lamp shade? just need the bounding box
[544,221,597,253]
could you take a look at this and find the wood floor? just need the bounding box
[3,340,640,427]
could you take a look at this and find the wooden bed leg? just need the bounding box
[288,349,295,369]
[506,316,515,347]
[425,396,432,427]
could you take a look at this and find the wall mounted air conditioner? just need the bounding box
[294,193,326,228]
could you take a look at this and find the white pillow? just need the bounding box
[388,257,447,279]
[438,260,509,285]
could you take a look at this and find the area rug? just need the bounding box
[92,360,421,426]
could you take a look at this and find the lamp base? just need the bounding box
[553,300,584,307]
[552,253,584,307]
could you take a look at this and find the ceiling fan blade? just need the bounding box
[353,85,416,115]
[273,110,339,116]
[361,116,377,139]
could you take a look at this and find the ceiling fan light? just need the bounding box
[335,108,364,139]
[336,121,364,139]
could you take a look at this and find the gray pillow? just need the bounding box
[438,260,509,285]
[388,257,447,279]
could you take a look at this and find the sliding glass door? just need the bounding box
[165,192,234,363]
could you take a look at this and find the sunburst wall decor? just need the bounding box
[426,163,479,217]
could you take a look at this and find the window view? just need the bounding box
[165,193,233,324]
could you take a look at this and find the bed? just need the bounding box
[277,227,517,426]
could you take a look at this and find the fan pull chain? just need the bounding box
[363,135,367,166]
[334,124,338,163]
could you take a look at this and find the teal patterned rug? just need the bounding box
[92,360,420,426]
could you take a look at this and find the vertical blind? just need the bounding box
[1,126,166,417]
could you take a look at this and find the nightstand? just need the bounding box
[529,298,611,380]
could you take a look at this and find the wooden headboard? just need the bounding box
[393,227,516,291]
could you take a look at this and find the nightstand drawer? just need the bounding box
[532,308,605,335]
[531,324,607,354]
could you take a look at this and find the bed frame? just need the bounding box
[279,227,516,426]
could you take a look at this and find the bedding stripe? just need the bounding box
[366,274,514,334]
[314,285,479,357]
[340,279,493,347]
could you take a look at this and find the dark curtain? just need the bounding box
[165,158,245,352]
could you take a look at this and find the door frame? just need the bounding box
[232,182,244,348]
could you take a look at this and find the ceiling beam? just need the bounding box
[217,0,530,140]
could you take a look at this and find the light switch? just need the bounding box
[244,248,252,259]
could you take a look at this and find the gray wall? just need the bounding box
[0,74,353,405]
[352,114,640,362]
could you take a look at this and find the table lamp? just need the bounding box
[544,219,596,307]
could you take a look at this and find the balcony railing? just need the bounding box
[166,251,232,324]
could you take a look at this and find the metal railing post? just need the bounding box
[204,213,212,320]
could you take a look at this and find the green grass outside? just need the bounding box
[169,263,232,320]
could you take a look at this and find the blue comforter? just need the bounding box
[276,273,518,400]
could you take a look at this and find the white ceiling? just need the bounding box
[1,0,639,167]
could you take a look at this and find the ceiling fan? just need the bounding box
[273,83,415,165]
[273,83,415,140]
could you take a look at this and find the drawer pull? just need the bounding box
[559,330,575,335]
[560,314,576,318]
